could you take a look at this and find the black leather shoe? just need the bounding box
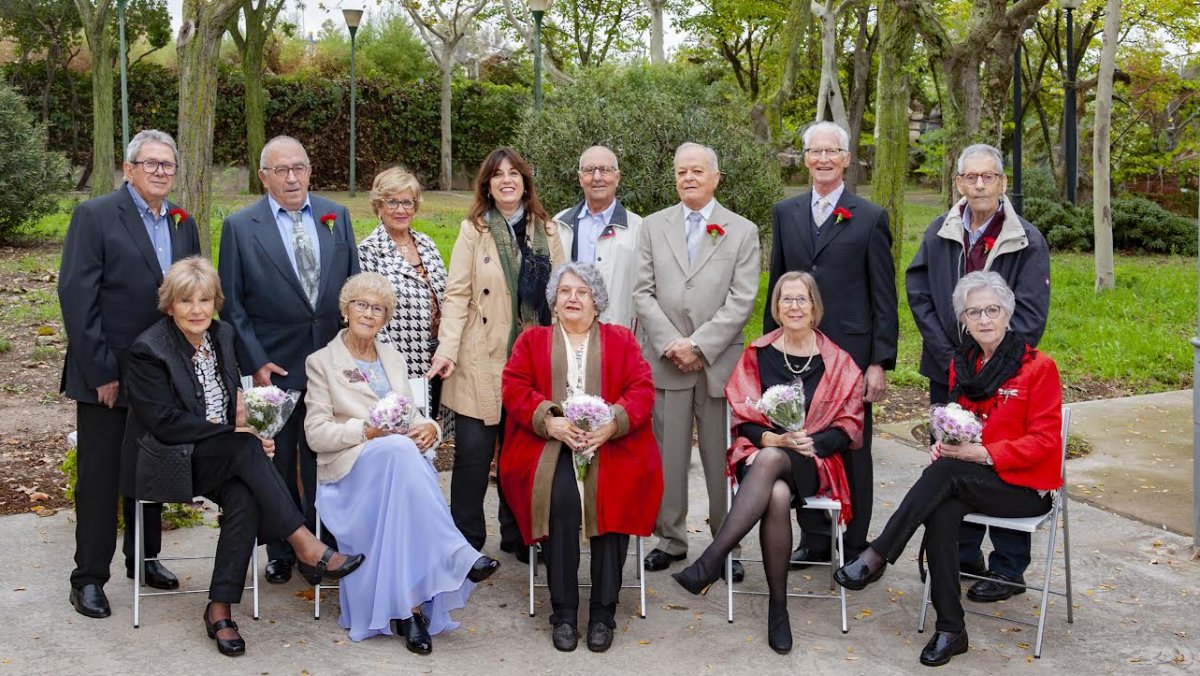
[919,630,968,666]
[834,555,886,591]
[127,561,180,590]
[204,603,246,657]
[727,559,745,583]
[967,572,1026,602]
[672,559,719,595]
[767,601,792,655]
[960,557,988,577]
[552,623,578,652]
[643,549,685,571]
[788,544,832,570]
[586,622,613,653]
[265,559,293,584]
[467,556,500,583]
[69,584,111,619]
[395,615,433,655]
[298,548,366,586]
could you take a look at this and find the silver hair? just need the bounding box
[578,145,619,171]
[546,262,609,317]
[674,142,719,174]
[260,135,310,169]
[125,129,179,164]
[801,121,850,151]
[952,271,1016,319]
[956,144,1004,175]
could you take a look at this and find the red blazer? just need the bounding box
[950,349,1063,491]
[501,323,663,544]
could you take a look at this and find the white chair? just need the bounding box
[916,406,1074,658]
[132,499,259,628]
[722,406,849,633]
[527,536,647,619]
[314,377,431,620]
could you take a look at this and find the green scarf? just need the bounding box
[487,210,550,352]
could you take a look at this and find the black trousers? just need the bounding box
[869,459,1050,633]
[928,382,1031,578]
[450,413,520,551]
[265,395,331,561]
[193,431,306,603]
[542,447,629,629]
[71,402,161,589]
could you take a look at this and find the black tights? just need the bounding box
[693,447,816,606]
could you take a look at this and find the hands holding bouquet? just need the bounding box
[239,386,301,457]
[547,393,615,481]
[365,392,439,458]
[749,382,813,461]
[929,403,989,464]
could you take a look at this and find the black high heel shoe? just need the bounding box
[297,548,365,586]
[767,601,792,655]
[394,614,433,655]
[466,556,500,583]
[203,602,246,657]
[671,559,720,596]
[833,554,886,591]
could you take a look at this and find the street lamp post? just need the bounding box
[343,7,364,197]
[1193,154,1200,549]
[1061,0,1082,204]
[528,0,552,112]
[1012,36,1023,216]
[117,0,129,152]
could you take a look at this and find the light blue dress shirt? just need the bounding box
[126,183,172,274]
[574,199,617,264]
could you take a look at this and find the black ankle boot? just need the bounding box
[671,558,720,596]
[767,600,792,654]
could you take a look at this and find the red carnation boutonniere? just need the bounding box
[168,208,188,230]
[598,226,615,240]
[833,207,852,224]
[705,223,724,245]
[982,236,996,254]
[320,213,337,231]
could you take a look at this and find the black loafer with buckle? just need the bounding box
[643,549,685,571]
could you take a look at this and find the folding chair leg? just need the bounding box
[1033,508,1060,659]
[133,501,144,628]
[636,537,646,619]
[917,556,932,633]
[314,517,322,620]
[1061,495,1074,625]
[528,545,537,617]
[834,509,847,634]
[725,479,734,624]
[251,540,260,620]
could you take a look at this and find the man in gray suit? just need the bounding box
[633,143,760,576]
[218,136,360,584]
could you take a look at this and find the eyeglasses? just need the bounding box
[779,295,811,308]
[578,165,617,176]
[131,160,178,176]
[349,299,386,317]
[263,164,311,178]
[957,172,1003,185]
[962,304,1004,321]
[803,148,846,158]
[382,198,417,212]
[556,287,592,300]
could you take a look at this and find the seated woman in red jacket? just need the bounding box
[834,270,1063,668]
[500,262,662,654]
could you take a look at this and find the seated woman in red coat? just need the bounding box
[672,271,863,655]
[834,270,1063,667]
[501,262,662,654]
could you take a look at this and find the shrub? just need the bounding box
[515,65,783,235]
[1023,197,1091,252]
[1019,166,1060,202]
[0,82,69,239]
[1110,196,1198,255]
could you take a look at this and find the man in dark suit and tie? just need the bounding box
[218,135,360,584]
[59,129,201,618]
[765,121,898,563]
[634,142,760,577]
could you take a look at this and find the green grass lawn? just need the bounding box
[13,190,1198,394]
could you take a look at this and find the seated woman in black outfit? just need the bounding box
[672,271,864,654]
[122,257,364,657]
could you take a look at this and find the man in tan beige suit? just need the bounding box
[633,143,760,579]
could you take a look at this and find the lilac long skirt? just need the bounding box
[316,436,481,641]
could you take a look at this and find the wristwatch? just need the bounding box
[689,340,702,356]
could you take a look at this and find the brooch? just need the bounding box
[997,387,1018,403]
[343,369,367,383]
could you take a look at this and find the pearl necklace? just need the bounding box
[782,332,816,375]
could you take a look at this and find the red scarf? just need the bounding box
[724,329,864,524]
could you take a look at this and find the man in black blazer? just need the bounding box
[58,129,201,618]
[217,135,360,583]
[765,121,898,562]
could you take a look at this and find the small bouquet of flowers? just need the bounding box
[929,403,983,445]
[368,392,415,434]
[243,386,301,439]
[752,382,807,432]
[562,393,613,481]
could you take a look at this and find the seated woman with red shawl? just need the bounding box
[671,271,864,655]
[500,262,663,654]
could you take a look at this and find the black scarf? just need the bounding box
[950,329,1031,402]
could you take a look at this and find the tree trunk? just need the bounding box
[75,0,116,197]
[646,0,666,64]
[439,49,453,191]
[177,0,243,257]
[1092,0,1119,291]
[242,29,267,195]
[874,2,915,277]
[767,0,810,139]
[813,1,848,129]
[846,5,876,190]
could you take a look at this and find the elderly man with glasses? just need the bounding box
[552,146,644,330]
[905,142,1050,603]
[218,135,360,585]
[59,129,202,618]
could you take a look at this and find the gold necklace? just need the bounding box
[782,332,816,375]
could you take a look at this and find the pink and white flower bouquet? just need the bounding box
[368,392,415,434]
[244,386,300,439]
[752,382,807,432]
[562,393,613,481]
[930,403,983,445]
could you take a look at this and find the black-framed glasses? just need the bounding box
[963,304,1004,321]
[957,172,1002,185]
[349,299,386,317]
[131,160,178,176]
[264,164,311,178]
[382,198,417,212]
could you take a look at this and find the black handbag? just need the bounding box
[135,434,194,503]
[517,251,553,326]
